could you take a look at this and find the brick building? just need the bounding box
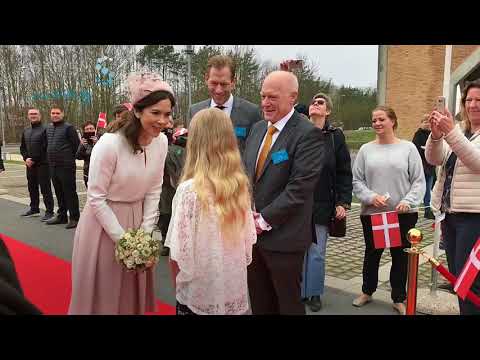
[377,45,480,139]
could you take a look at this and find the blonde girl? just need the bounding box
[164,108,257,315]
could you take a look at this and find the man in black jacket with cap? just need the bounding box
[20,108,55,221]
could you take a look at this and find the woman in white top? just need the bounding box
[164,108,257,315]
[68,73,174,315]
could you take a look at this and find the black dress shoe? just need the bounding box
[46,216,68,225]
[306,296,323,312]
[65,219,78,229]
[21,209,40,217]
[161,246,170,256]
[40,212,55,222]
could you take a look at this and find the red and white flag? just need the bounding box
[454,238,480,300]
[97,112,107,129]
[371,211,402,249]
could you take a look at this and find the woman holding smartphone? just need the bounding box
[426,80,480,315]
[76,121,99,189]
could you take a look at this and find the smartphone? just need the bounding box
[435,96,446,114]
[289,59,304,69]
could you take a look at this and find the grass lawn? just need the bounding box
[344,129,375,150]
[4,160,24,165]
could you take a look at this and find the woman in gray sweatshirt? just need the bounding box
[352,106,425,315]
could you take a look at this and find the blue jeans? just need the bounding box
[441,213,480,315]
[301,225,328,298]
[424,173,434,207]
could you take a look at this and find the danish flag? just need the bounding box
[371,211,402,249]
[454,238,480,300]
[97,112,107,129]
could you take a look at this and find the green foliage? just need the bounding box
[0,45,378,142]
[344,129,376,149]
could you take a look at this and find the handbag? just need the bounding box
[328,216,347,238]
[327,128,347,238]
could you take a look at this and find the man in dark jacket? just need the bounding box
[244,71,325,315]
[0,141,4,173]
[45,106,81,229]
[412,115,435,220]
[19,108,55,221]
[0,142,5,195]
[0,235,42,315]
[157,120,187,256]
[188,55,262,157]
[75,121,98,188]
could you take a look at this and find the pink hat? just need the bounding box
[127,72,174,105]
[122,102,133,111]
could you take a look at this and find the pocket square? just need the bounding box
[271,150,289,164]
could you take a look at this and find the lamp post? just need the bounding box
[185,45,194,123]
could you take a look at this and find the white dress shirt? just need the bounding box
[210,94,234,117]
[255,107,295,231]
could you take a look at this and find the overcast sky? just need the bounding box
[173,45,378,89]
[251,45,378,89]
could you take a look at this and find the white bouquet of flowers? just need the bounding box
[115,228,160,271]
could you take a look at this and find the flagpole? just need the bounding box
[369,206,430,216]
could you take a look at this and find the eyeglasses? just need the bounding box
[311,99,326,106]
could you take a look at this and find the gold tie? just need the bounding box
[256,125,278,181]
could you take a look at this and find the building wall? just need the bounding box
[384,45,480,140]
[452,45,478,72]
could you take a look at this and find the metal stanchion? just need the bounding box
[405,228,423,315]
[430,215,442,295]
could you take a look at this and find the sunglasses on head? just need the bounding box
[311,98,326,106]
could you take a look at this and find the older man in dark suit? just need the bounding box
[244,71,325,315]
[188,55,262,156]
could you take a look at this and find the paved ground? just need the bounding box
[0,158,460,315]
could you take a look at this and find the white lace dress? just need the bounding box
[164,179,257,315]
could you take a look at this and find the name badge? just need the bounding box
[271,150,289,164]
[235,127,247,138]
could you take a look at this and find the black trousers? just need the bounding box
[157,214,172,243]
[26,164,54,213]
[50,166,80,220]
[442,213,480,315]
[248,245,305,315]
[360,212,418,303]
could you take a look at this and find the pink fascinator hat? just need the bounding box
[127,72,174,105]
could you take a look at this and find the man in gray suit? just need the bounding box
[244,71,325,315]
[188,55,262,156]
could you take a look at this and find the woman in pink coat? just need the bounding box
[68,73,174,315]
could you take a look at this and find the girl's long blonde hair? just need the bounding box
[181,108,252,241]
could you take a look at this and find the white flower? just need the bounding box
[141,248,152,257]
[124,233,132,241]
[132,250,140,258]
[135,257,143,265]
[125,258,135,269]
[136,243,144,251]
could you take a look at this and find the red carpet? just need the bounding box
[1,233,175,315]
